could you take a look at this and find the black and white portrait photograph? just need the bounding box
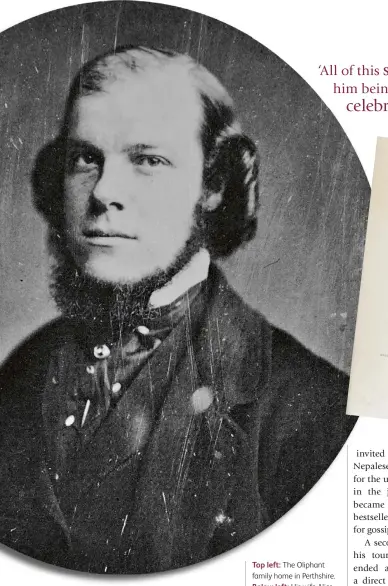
[0,0,369,575]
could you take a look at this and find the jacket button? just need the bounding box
[65,415,75,427]
[94,344,110,359]
[191,386,213,413]
[112,382,121,394]
[137,325,150,335]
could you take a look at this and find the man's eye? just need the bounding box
[69,153,99,172]
[134,155,170,168]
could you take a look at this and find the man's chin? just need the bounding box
[51,258,169,331]
[76,256,169,286]
[82,261,158,287]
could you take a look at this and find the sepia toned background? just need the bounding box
[0,0,370,370]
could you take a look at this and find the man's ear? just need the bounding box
[32,138,66,231]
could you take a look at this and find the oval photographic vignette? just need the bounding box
[0,0,369,575]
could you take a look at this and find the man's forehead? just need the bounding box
[69,65,204,147]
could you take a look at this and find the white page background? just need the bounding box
[0,1,386,584]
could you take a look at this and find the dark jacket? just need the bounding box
[0,265,355,573]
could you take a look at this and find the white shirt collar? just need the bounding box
[148,249,210,309]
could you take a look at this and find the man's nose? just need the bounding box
[92,156,132,211]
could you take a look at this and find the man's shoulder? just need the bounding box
[207,264,350,425]
[1,318,72,363]
[208,264,346,375]
[0,318,72,397]
[206,263,269,336]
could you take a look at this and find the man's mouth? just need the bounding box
[83,229,137,246]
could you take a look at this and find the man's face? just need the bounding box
[63,68,204,285]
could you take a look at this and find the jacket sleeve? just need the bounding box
[0,329,69,562]
[257,326,357,524]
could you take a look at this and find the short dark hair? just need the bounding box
[33,46,259,258]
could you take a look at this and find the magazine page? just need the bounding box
[0,1,385,585]
[347,137,388,418]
